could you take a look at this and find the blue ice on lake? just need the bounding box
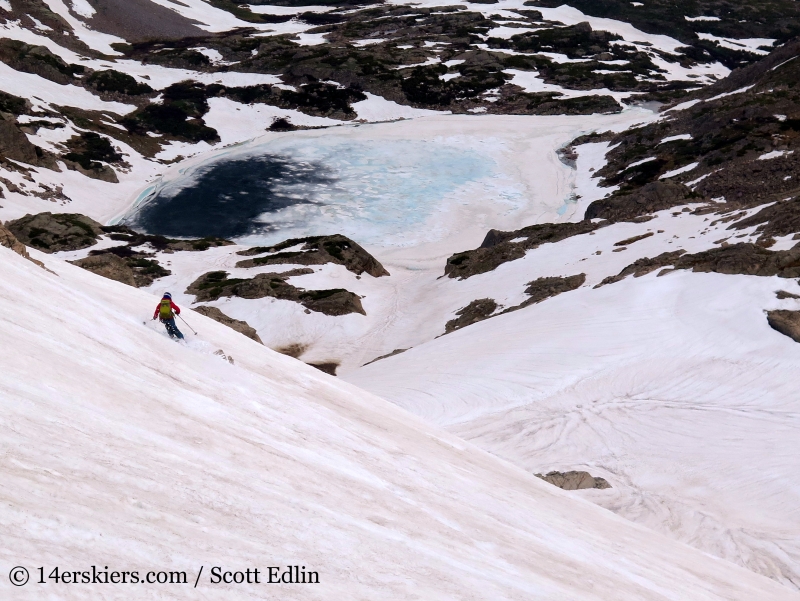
[125,136,494,247]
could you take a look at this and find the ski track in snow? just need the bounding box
[2,246,796,600]
[346,271,800,589]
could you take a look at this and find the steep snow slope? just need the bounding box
[1,248,797,600]
[346,269,800,589]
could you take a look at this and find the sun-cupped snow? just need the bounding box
[345,269,800,589]
[3,246,796,600]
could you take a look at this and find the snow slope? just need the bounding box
[1,243,797,599]
[346,269,800,589]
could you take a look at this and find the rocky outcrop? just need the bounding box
[186,270,366,317]
[445,299,498,334]
[7,212,104,253]
[767,310,800,343]
[535,471,611,490]
[675,243,800,277]
[443,274,585,334]
[445,221,599,279]
[237,235,389,278]
[70,253,137,287]
[515,274,586,308]
[595,251,686,287]
[71,244,171,288]
[0,222,46,268]
[727,197,800,243]
[0,114,42,165]
[192,306,263,344]
[585,181,700,222]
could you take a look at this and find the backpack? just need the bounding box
[159,298,174,319]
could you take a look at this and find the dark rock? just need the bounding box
[514,274,586,308]
[728,197,800,243]
[0,222,46,268]
[307,362,339,376]
[71,248,171,288]
[192,306,263,344]
[70,253,137,287]
[585,181,700,222]
[614,232,654,246]
[237,234,389,278]
[446,221,598,279]
[362,348,409,366]
[595,250,686,288]
[6,212,103,253]
[445,298,498,334]
[776,290,800,300]
[675,243,800,278]
[186,270,366,316]
[535,470,611,490]
[767,310,800,343]
[0,114,44,166]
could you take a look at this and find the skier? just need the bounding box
[153,292,184,340]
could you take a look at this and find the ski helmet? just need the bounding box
[163,292,172,299]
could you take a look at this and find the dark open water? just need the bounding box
[126,154,334,239]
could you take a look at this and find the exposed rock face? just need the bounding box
[237,235,389,278]
[0,114,42,165]
[362,348,409,366]
[776,290,800,300]
[101,224,234,253]
[70,253,137,287]
[445,299,498,334]
[585,181,699,222]
[0,222,31,258]
[595,251,686,287]
[187,270,366,316]
[767,310,800,343]
[728,197,800,243]
[675,243,800,277]
[445,221,598,279]
[516,274,586,308]
[307,362,339,376]
[71,246,171,288]
[444,274,585,334]
[0,222,46,268]
[535,471,611,490]
[192,306,263,344]
[7,212,103,253]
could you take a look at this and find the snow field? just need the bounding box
[3,245,796,600]
[346,266,800,589]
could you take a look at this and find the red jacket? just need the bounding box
[154,299,181,320]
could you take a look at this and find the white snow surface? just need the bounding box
[346,270,800,590]
[2,247,796,600]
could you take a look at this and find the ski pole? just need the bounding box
[177,313,197,335]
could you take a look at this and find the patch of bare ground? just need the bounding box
[535,471,611,490]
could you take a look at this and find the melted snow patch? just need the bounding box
[659,134,692,144]
[697,33,776,55]
[758,150,794,161]
[660,161,699,179]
